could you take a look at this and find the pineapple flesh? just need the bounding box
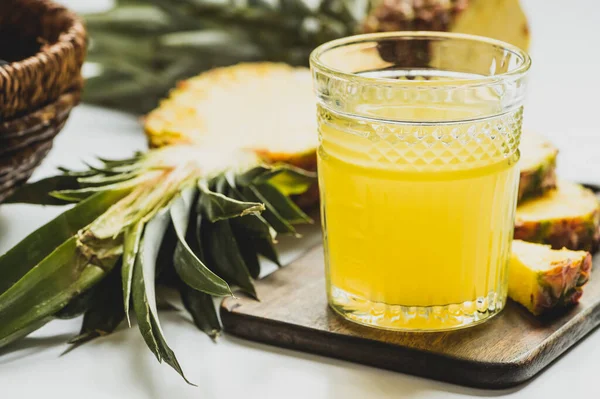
[509,240,592,315]
[515,181,600,252]
[517,133,558,203]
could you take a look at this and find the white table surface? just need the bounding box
[2,0,600,398]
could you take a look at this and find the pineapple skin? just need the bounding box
[509,242,593,316]
[515,207,600,252]
[517,151,557,203]
[363,0,530,51]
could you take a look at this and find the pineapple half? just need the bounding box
[515,181,600,252]
[509,240,592,315]
[364,0,530,51]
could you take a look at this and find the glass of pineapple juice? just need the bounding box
[310,32,531,331]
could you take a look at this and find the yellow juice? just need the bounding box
[319,104,521,330]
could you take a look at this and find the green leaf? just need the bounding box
[254,182,312,224]
[241,185,296,235]
[4,175,80,205]
[0,188,132,296]
[180,284,220,340]
[69,266,125,345]
[234,166,272,187]
[78,171,140,187]
[122,222,144,325]
[230,216,281,267]
[55,286,97,320]
[132,208,194,385]
[0,238,114,348]
[197,179,264,222]
[231,222,261,279]
[266,166,316,196]
[200,217,257,299]
[170,193,231,297]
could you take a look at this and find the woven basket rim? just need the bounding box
[0,0,87,120]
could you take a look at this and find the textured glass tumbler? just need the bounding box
[310,32,531,331]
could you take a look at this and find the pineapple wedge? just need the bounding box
[518,133,558,202]
[515,181,600,252]
[509,240,592,315]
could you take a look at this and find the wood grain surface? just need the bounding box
[221,245,600,389]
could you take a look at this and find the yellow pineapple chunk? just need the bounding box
[515,181,600,251]
[517,133,557,202]
[509,240,592,315]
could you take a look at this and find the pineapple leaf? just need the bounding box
[55,285,97,320]
[0,238,114,348]
[132,208,194,385]
[265,166,316,196]
[57,166,97,177]
[200,215,258,299]
[170,193,232,297]
[231,222,261,279]
[180,283,221,340]
[69,266,125,346]
[122,222,144,325]
[230,216,281,267]
[4,175,80,205]
[50,178,141,203]
[241,185,297,235]
[197,179,264,222]
[0,189,131,296]
[235,166,273,187]
[253,182,312,224]
[77,171,140,187]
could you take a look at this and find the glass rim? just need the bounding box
[309,31,532,88]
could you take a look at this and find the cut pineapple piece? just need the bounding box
[517,132,558,202]
[144,63,318,162]
[509,240,592,315]
[515,181,600,251]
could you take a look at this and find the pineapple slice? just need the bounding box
[509,240,592,315]
[517,133,558,202]
[144,63,318,165]
[515,181,600,252]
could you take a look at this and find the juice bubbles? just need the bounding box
[311,33,530,331]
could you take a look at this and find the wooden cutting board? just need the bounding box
[221,245,600,389]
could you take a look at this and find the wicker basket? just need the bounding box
[0,0,86,203]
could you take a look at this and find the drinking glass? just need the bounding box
[310,32,531,331]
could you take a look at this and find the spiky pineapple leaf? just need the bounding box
[0,189,131,296]
[200,216,257,299]
[132,208,193,385]
[78,171,140,187]
[55,285,97,320]
[254,182,312,224]
[4,175,80,205]
[235,166,273,187]
[170,193,232,297]
[231,223,261,279]
[180,283,221,340]
[241,185,296,235]
[197,180,264,222]
[122,222,144,325]
[266,166,316,196]
[0,238,114,348]
[69,266,125,345]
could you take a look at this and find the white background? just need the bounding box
[1,0,599,398]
